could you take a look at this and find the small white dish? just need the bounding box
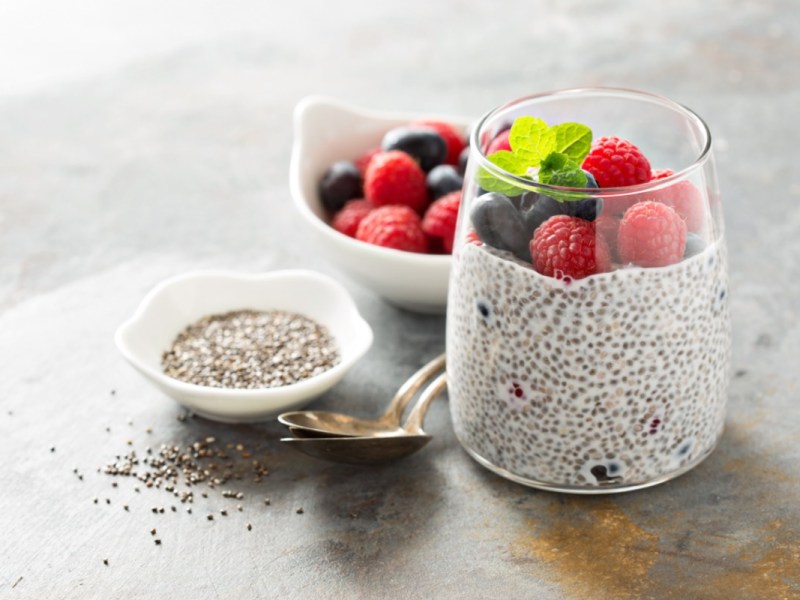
[115,270,373,423]
[289,95,474,314]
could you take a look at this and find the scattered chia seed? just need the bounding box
[151,528,157,536]
[247,524,252,531]
[161,309,340,389]
[103,559,109,566]
[296,508,304,515]
[154,539,162,546]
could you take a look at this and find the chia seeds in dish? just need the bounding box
[446,241,731,489]
[162,309,339,389]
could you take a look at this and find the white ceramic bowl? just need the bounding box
[289,95,473,314]
[114,270,373,423]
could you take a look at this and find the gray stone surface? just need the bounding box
[1,1,799,598]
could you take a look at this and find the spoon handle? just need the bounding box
[403,372,447,434]
[383,353,446,423]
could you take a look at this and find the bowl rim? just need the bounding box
[114,268,373,401]
[289,94,471,266]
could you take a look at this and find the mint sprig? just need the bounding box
[538,152,588,188]
[478,117,593,198]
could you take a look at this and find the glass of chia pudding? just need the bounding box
[447,88,730,493]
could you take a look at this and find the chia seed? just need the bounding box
[161,309,339,389]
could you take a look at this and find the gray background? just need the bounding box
[1,0,798,598]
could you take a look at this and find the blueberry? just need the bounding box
[426,165,463,200]
[590,464,622,483]
[568,196,603,222]
[510,191,540,213]
[457,146,470,176]
[318,161,362,213]
[583,169,599,189]
[470,192,532,261]
[685,232,707,257]
[521,195,566,235]
[382,127,447,172]
[520,194,602,234]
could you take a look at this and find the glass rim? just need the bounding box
[469,86,713,198]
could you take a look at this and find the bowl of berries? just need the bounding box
[289,95,473,313]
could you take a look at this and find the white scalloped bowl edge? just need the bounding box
[114,269,373,423]
[290,96,474,314]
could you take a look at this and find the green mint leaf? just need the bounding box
[550,122,592,162]
[509,117,554,167]
[538,151,588,191]
[539,151,569,177]
[476,151,528,196]
[488,150,528,175]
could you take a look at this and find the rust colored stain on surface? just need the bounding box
[512,499,659,600]
[706,519,800,600]
[511,424,800,599]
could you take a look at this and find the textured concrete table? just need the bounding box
[2,1,799,598]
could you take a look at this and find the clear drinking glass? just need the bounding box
[447,88,730,493]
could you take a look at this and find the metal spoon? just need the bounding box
[277,353,445,438]
[280,372,447,464]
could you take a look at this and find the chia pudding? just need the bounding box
[447,240,731,490]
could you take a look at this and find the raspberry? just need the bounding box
[355,147,381,176]
[530,215,611,280]
[649,169,705,233]
[411,120,466,166]
[582,136,652,188]
[331,199,374,238]
[422,191,461,253]
[355,205,429,253]
[595,213,621,261]
[486,128,511,154]
[364,150,429,214]
[618,201,687,267]
[464,228,482,246]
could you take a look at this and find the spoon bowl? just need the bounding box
[281,372,447,464]
[278,354,445,437]
[281,433,432,464]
